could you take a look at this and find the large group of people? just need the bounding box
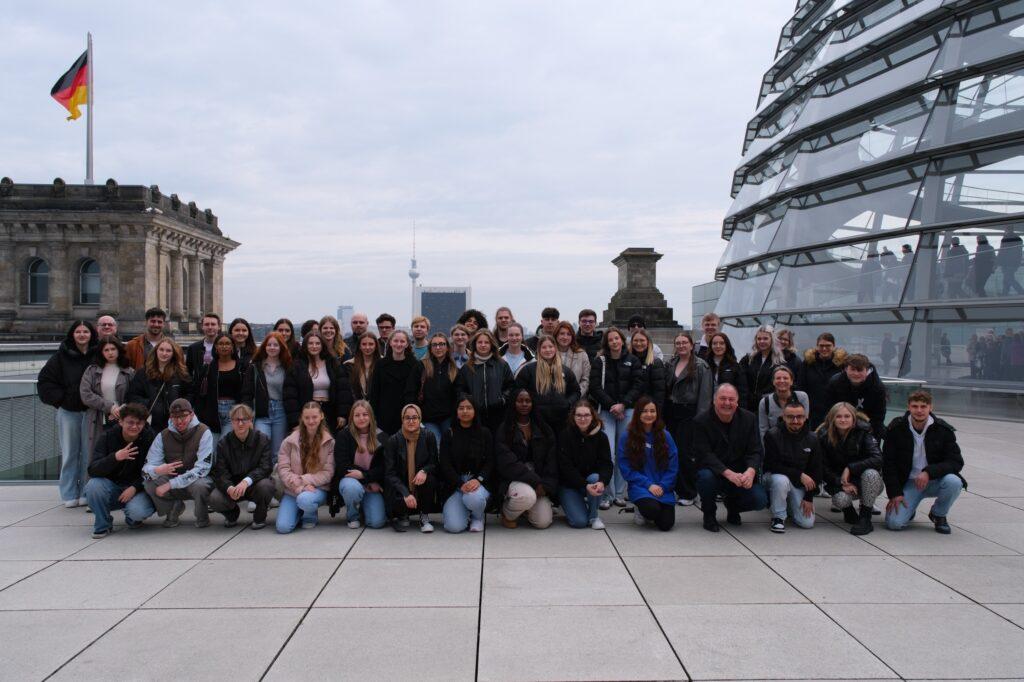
[38,307,967,539]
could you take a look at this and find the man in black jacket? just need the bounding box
[208,404,275,529]
[83,403,157,538]
[693,384,768,532]
[798,333,846,429]
[185,313,222,387]
[824,353,887,441]
[764,401,822,533]
[883,391,966,534]
[576,309,604,360]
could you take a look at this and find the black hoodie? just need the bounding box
[824,368,888,441]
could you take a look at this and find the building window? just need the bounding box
[27,258,49,305]
[79,259,101,305]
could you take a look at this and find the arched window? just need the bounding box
[79,259,100,305]
[27,258,50,305]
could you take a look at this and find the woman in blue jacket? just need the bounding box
[618,396,679,531]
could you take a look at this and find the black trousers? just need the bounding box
[634,498,675,531]
[209,478,275,524]
[386,473,439,517]
[666,402,698,500]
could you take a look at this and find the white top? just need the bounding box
[503,350,527,376]
[100,364,119,405]
[908,415,934,479]
[311,361,331,401]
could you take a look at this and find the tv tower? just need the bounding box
[408,222,420,324]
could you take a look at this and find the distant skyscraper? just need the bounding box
[418,287,470,336]
[712,0,1024,411]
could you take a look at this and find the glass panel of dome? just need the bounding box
[763,235,916,312]
[781,90,937,191]
[792,26,947,133]
[719,200,789,268]
[919,66,1024,150]
[901,316,1024,387]
[924,141,1024,223]
[905,223,1024,302]
[928,1,1024,79]
[769,165,926,252]
[715,260,781,316]
[728,148,797,216]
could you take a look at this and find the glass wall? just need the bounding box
[919,64,1024,151]
[902,307,1024,386]
[906,223,1024,301]
[715,260,780,316]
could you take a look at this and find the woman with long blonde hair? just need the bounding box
[276,402,335,533]
[319,315,351,361]
[514,334,580,437]
[816,401,883,535]
[331,400,388,529]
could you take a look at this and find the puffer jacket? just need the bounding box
[557,422,612,489]
[457,357,515,423]
[799,348,847,428]
[494,418,559,499]
[514,361,581,434]
[410,357,460,424]
[815,420,882,493]
[763,422,823,501]
[636,357,668,412]
[38,341,95,412]
[740,349,802,411]
[882,412,966,499]
[588,352,643,411]
[708,357,748,407]
[824,367,888,441]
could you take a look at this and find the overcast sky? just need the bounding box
[2,1,793,329]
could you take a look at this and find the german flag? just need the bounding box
[51,51,88,121]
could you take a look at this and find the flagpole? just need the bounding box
[85,32,94,185]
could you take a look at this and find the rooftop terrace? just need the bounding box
[1,415,1022,681]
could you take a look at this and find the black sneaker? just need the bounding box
[91,528,112,539]
[726,509,742,526]
[702,516,720,533]
[842,507,859,525]
[391,518,408,533]
[928,510,951,534]
[770,518,785,533]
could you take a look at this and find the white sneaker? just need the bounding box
[347,519,361,529]
[469,519,484,532]
[633,509,646,526]
[419,514,434,533]
[247,501,257,513]
[78,497,87,507]
[590,517,606,530]
[64,499,80,509]
[677,497,696,507]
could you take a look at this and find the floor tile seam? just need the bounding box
[604,527,692,681]
[41,608,138,682]
[941,522,1024,555]
[473,526,487,682]
[0,503,64,528]
[721,521,904,681]
[817,515,1024,634]
[0,560,56,594]
[258,526,364,681]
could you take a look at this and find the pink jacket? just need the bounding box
[276,429,335,496]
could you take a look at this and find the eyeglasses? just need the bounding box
[231,417,253,424]
[430,342,448,347]
[783,415,806,421]
[403,415,421,421]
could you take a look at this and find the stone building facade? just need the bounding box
[0,177,239,340]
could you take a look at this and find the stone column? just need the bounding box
[211,255,225,318]
[0,237,14,332]
[186,253,202,321]
[169,251,184,320]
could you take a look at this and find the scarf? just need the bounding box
[473,352,493,364]
[354,431,372,470]
[404,430,420,490]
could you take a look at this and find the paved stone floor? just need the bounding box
[1,415,1023,681]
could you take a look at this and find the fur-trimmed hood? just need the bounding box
[803,347,847,367]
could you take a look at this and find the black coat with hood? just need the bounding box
[369,354,420,434]
[799,348,848,428]
[882,412,966,499]
[456,356,515,424]
[494,416,559,499]
[763,421,823,501]
[38,334,97,413]
[284,355,353,430]
[439,423,495,494]
[824,368,887,441]
[588,352,643,411]
[814,419,882,493]
[409,357,460,424]
[557,421,613,489]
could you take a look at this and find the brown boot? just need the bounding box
[500,513,518,529]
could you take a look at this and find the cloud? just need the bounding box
[1,1,793,327]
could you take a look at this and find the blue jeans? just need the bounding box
[255,399,288,464]
[886,473,964,530]
[560,473,602,528]
[696,468,768,519]
[276,488,327,533]
[56,408,90,502]
[212,399,235,451]
[768,473,814,528]
[442,474,490,533]
[600,408,633,501]
[84,477,156,533]
[422,419,450,449]
[338,477,387,528]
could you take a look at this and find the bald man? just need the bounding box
[344,312,369,349]
[96,315,118,339]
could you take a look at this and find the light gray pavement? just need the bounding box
[1,415,1023,681]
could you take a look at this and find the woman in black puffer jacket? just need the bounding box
[514,335,580,439]
[816,402,883,535]
[37,320,98,506]
[630,330,667,412]
[558,401,613,529]
[457,329,514,432]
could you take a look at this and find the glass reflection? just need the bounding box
[906,224,1024,301]
[782,91,936,191]
[719,200,788,267]
[715,261,780,316]
[764,235,916,312]
[922,141,1024,224]
[903,319,1024,385]
[920,66,1024,150]
[769,165,925,252]
[928,1,1024,79]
